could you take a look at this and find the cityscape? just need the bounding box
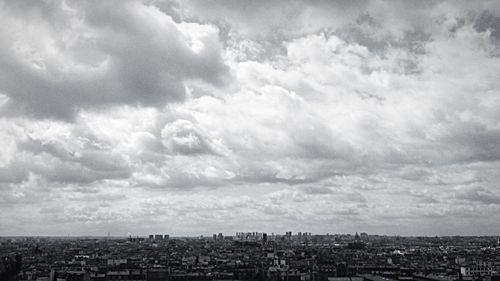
[2,233,500,281]
[2,1,500,281]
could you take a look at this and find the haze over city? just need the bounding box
[1,0,500,237]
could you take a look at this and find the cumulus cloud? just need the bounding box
[0,0,229,120]
[160,119,229,155]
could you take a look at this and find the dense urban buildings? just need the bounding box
[2,1,500,281]
[2,233,500,281]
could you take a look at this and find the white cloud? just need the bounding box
[1,0,500,236]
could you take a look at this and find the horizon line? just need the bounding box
[1,233,499,238]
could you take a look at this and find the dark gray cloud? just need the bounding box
[1,134,131,185]
[474,11,500,42]
[454,186,500,205]
[0,0,229,120]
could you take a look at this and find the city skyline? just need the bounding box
[1,232,500,239]
[4,231,499,281]
[1,0,500,236]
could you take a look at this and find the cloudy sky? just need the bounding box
[1,0,500,237]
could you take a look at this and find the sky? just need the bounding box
[1,0,500,237]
